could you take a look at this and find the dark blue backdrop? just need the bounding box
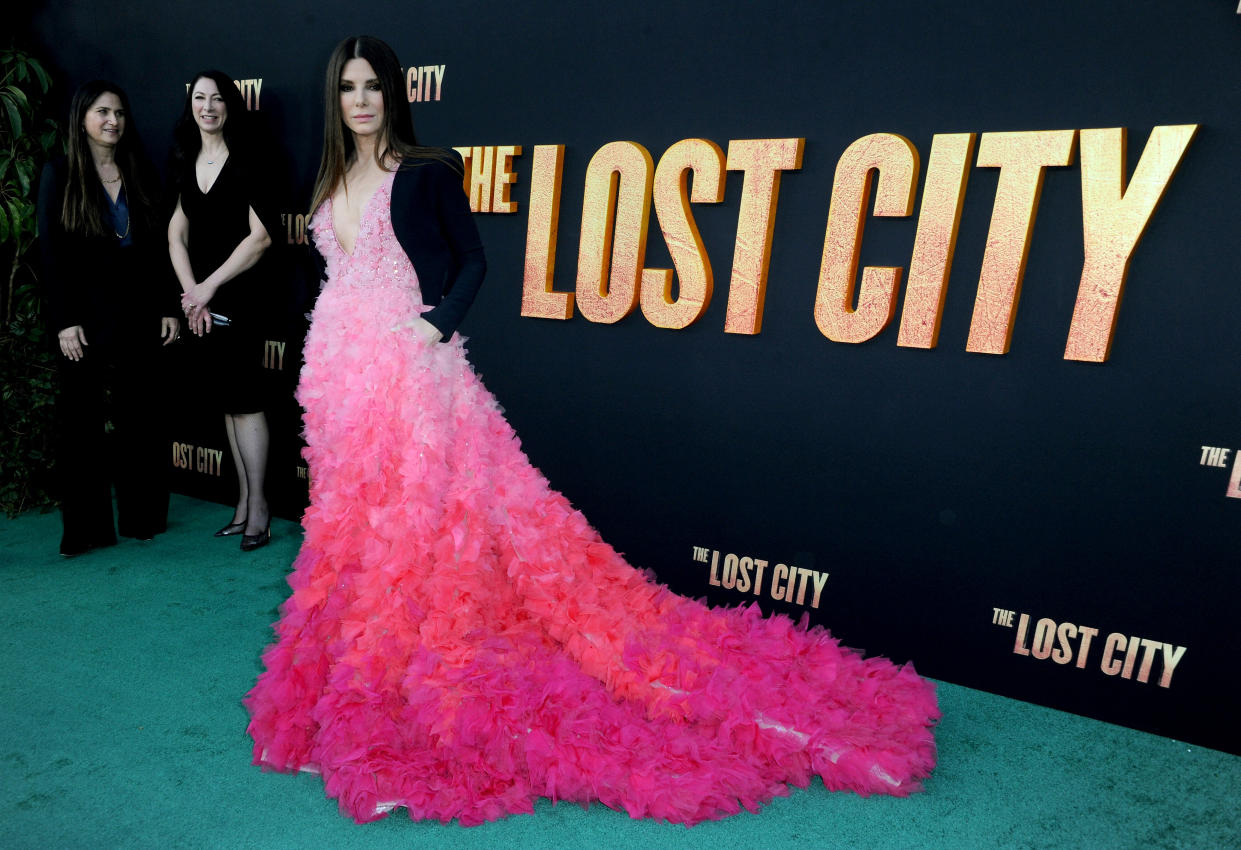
[23,0,1241,755]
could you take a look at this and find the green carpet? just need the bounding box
[2,495,1237,849]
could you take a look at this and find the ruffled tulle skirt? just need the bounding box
[244,278,938,825]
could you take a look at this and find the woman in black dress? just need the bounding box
[37,80,180,556]
[167,70,277,551]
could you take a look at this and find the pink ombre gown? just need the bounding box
[244,172,938,826]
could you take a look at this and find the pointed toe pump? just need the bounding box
[241,525,272,552]
[214,517,248,537]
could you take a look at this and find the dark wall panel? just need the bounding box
[27,0,1241,755]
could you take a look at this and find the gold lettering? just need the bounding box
[189,446,224,477]
[468,145,495,213]
[521,144,572,320]
[814,133,919,344]
[232,79,261,110]
[1064,124,1198,362]
[492,145,522,214]
[770,563,789,601]
[1121,634,1141,679]
[189,77,259,109]
[575,141,653,324]
[640,138,725,330]
[412,66,426,102]
[283,213,309,246]
[722,138,804,334]
[1159,644,1187,688]
[1100,632,1125,676]
[264,340,286,370]
[966,130,1077,354]
[898,132,976,349]
[452,144,520,214]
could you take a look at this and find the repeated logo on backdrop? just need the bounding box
[235,78,262,110]
[184,77,262,109]
[691,546,830,610]
[263,340,286,370]
[1198,444,1241,499]
[171,441,225,477]
[990,607,1188,689]
[282,212,311,246]
[406,63,446,102]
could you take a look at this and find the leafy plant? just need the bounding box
[1,46,63,516]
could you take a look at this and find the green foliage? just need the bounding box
[0,279,58,516]
[1,46,63,516]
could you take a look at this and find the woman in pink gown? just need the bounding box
[245,35,938,826]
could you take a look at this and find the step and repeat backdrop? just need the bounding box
[26,1,1241,756]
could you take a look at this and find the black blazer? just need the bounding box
[36,156,176,337]
[389,151,487,339]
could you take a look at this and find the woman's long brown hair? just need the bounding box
[309,35,459,215]
[168,70,251,201]
[61,80,155,237]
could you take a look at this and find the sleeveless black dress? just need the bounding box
[178,155,277,414]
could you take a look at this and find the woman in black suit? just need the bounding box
[37,80,180,556]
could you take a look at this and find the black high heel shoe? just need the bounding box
[214,517,247,537]
[240,524,271,552]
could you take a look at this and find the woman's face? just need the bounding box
[339,58,385,138]
[83,92,125,148]
[191,77,228,135]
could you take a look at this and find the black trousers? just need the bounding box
[54,331,170,553]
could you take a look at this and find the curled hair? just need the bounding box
[169,70,250,197]
[309,35,459,215]
[61,80,155,236]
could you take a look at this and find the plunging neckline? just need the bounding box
[331,171,393,258]
[105,183,127,211]
[196,154,230,195]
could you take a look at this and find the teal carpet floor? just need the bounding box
[2,495,1238,849]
